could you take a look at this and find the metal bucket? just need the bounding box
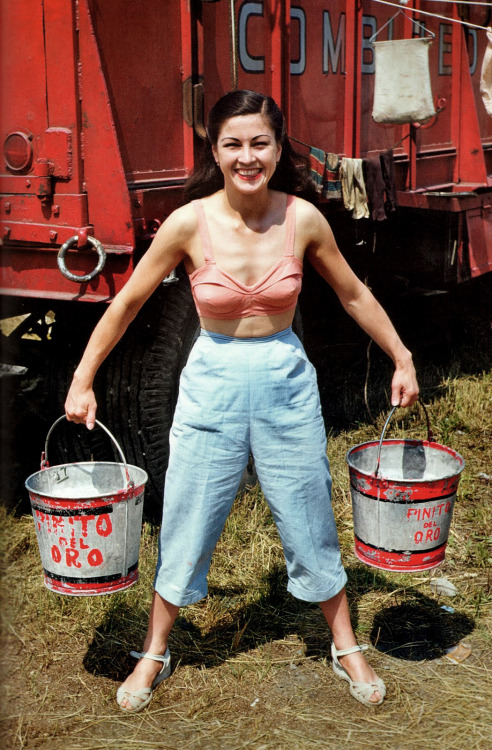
[346,404,465,572]
[25,417,148,596]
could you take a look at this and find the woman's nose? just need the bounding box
[238,145,254,163]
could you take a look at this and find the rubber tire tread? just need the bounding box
[104,275,198,521]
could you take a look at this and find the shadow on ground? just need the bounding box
[81,562,475,682]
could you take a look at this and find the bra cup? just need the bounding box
[256,277,299,308]
[193,283,244,317]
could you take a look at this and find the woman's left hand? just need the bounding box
[391,358,419,408]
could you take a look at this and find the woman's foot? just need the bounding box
[117,650,171,713]
[332,643,386,705]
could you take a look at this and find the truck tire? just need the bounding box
[104,273,199,521]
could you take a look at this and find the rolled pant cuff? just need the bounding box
[286,569,348,603]
[154,577,207,608]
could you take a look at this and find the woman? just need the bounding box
[65,90,418,712]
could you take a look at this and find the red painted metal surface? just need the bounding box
[1,0,491,302]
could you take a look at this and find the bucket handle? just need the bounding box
[375,400,434,477]
[41,416,134,488]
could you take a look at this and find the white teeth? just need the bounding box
[237,169,261,176]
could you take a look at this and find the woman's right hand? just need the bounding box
[65,375,97,430]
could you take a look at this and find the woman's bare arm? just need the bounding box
[65,206,194,428]
[300,202,419,407]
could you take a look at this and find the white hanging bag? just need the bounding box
[371,12,436,124]
[480,27,492,117]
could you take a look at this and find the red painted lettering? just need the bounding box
[59,537,68,547]
[96,514,112,538]
[87,548,104,567]
[51,516,64,532]
[51,544,62,563]
[65,549,81,568]
[69,515,95,536]
[414,531,424,544]
[79,537,90,549]
[36,510,48,531]
[425,529,434,542]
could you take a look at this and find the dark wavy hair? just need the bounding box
[183,90,317,204]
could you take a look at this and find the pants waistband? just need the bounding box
[199,326,293,344]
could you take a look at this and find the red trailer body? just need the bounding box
[1,0,491,300]
[1,0,491,514]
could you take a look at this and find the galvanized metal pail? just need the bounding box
[25,417,148,596]
[346,404,465,572]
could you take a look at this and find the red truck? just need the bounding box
[1,0,491,513]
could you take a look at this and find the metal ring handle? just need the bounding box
[57,235,106,283]
[42,416,133,488]
[374,400,434,477]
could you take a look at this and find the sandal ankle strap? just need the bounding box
[130,649,170,663]
[332,643,369,658]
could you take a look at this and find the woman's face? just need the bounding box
[212,113,282,196]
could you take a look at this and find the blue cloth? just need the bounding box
[154,327,347,606]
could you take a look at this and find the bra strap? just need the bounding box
[285,194,296,257]
[192,200,215,263]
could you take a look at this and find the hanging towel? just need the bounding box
[340,158,369,219]
[309,147,325,193]
[363,156,387,221]
[480,28,492,117]
[380,149,398,214]
[322,152,342,200]
[363,150,398,221]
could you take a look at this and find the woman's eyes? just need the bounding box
[223,141,270,148]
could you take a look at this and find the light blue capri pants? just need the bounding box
[154,327,348,606]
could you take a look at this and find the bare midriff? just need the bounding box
[199,309,296,338]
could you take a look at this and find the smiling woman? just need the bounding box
[65,90,418,713]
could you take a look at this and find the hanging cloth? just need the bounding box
[340,158,369,219]
[363,156,387,221]
[380,149,398,214]
[322,152,342,200]
[309,149,342,200]
[309,148,325,193]
[370,12,436,124]
[363,149,398,222]
[481,28,492,117]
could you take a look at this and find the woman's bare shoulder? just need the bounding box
[292,196,329,239]
[153,202,199,251]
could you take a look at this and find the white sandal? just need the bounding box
[331,643,386,707]
[116,648,171,713]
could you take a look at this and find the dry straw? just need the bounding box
[1,372,491,749]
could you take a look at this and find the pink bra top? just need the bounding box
[189,195,303,320]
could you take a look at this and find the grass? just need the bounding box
[1,367,491,749]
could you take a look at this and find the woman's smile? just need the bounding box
[235,167,263,180]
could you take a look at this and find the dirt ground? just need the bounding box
[1,508,491,750]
